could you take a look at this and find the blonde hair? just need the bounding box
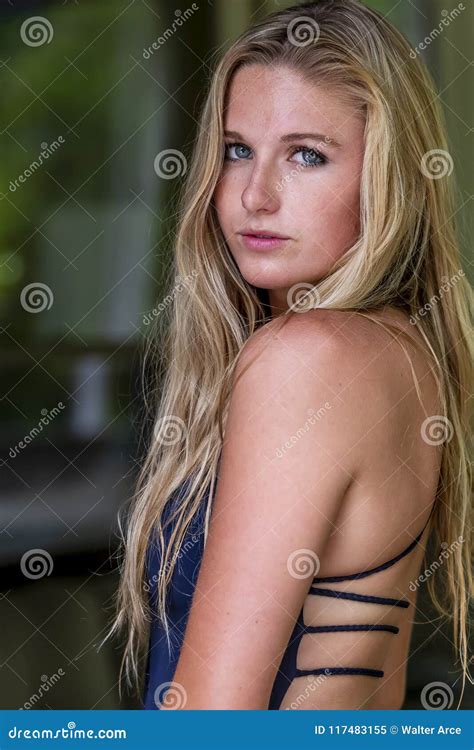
[102,0,473,707]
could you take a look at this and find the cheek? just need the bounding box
[213,173,236,225]
[295,175,360,245]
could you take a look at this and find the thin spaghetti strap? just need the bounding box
[298,501,438,684]
[314,499,436,584]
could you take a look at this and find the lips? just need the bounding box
[239,231,290,240]
[238,233,290,251]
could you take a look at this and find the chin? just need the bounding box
[233,257,291,290]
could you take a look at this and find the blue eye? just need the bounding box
[291,146,327,168]
[224,142,251,161]
[223,142,327,168]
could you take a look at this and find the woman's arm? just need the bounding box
[165,312,365,710]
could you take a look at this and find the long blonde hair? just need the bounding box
[103,0,473,706]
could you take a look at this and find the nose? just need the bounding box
[241,161,280,213]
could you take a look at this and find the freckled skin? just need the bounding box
[166,67,444,712]
[213,64,366,314]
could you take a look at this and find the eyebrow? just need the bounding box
[223,130,342,148]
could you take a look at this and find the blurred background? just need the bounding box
[0,0,472,711]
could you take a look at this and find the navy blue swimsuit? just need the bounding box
[142,476,435,710]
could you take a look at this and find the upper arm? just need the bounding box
[167,312,365,709]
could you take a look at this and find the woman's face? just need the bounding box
[213,64,366,314]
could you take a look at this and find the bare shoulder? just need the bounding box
[173,317,383,707]
[237,306,433,398]
[237,308,373,379]
[234,306,440,473]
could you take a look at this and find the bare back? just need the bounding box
[279,306,443,710]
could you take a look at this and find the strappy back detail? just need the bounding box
[292,502,436,681]
[144,472,438,710]
[313,504,436,584]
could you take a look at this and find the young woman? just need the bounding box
[104,0,473,711]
